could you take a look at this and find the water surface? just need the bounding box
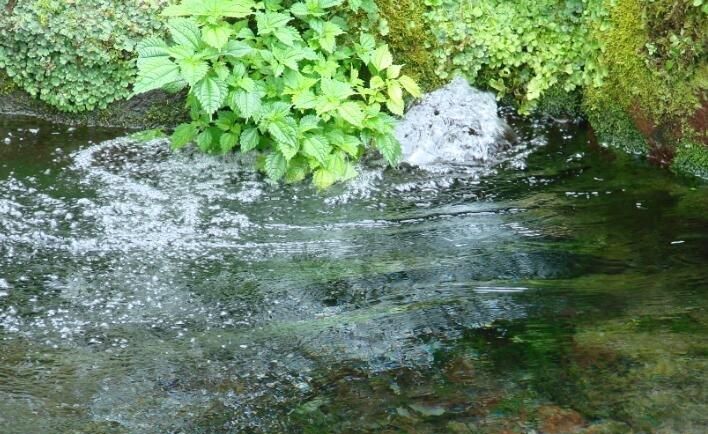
[0,114,706,433]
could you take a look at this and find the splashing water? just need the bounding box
[396,78,516,170]
[1,108,706,433]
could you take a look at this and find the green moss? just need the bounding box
[536,85,583,120]
[672,143,708,179]
[0,71,14,95]
[584,0,705,154]
[375,0,443,92]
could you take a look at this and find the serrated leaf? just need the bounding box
[370,75,385,89]
[134,57,181,94]
[168,18,202,50]
[193,75,228,114]
[265,152,288,181]
[165,44,196,61]
[326,152,347,178]
[136,37,169,59]
[274,26,300,46]
[196,129,214,152]
[337,101,365,127]
[224,40,253,58]
[371,45,393,71]
[230,89,262,120]
[179,58,209,86]
[374,134,402,166]
[298,115,320,133]
[268,117,299,156]
[320,78,354,100]
[284,158,309,183]
[398,75,421,98]
[220,132,239,152]
[202,24,233,49]
[302,135,331,165]
[240,127,260,152]
[386,82,404,116]
[313,168,336,189]
[215,111,238,131]
[256,12,292,35]
[171,123,197,149]
[292,90,317,109]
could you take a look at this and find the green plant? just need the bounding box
[133,0,420,187]
[0,0,171,112]
[423,0,610,113]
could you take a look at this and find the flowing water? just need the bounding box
[0,108,706,433]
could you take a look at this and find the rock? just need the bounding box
[395,77,514,169]
[537,405,586,433]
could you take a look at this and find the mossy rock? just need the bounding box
[672,143,708,179]
[0,70,188,130]
[584,0,706,162]
[375,0,444,93]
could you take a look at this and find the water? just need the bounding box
[0,111,706,433]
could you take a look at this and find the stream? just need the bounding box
[0,109,706,433]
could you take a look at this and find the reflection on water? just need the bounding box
[0,114,706,433]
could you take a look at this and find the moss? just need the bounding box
[536,85,583,120]
[672,142,708,179]
[375,0,444,93]
[0,68,16,95]
[584,0,705,158]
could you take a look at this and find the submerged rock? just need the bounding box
[395,77,514,169]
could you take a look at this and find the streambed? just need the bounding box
[0,112,706,433]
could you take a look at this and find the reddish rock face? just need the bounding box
[537,405,586,434]
[689,96,708,146]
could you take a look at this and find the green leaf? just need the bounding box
[256,12,292,35]
[136,37,169,59]
[284,157,309,183]
[179,58,209,86]
[302,135,331,165]
[265,152,288,181]
[165,44,196,61]
[197,129,214,152]
[398,75,422,98]
[371,45,393,71]
[215,111,238,131]
[320,78,354,100]
[224,40,253,58]
[313,168,336,189]
[274,26,300,46]
[337,102,365,127]
[268,117,299,155]
[193,75,228,115]
[230,89,262,120]
[134,57,181,94]
[202,24,233,49]
[298,115,320,133]
[167,18,202,50]
[292,90,318,110]
[171,123,198,149]
[386,82,404,116]
[326,151,347,178]
[374,134,401,166]
[240,127,260,152]
[220,132,240,152]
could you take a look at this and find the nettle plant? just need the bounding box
[134,0,421,187]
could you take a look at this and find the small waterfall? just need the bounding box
[395,77,515,169]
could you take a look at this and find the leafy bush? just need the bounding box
[134,0,420,187]
[423,0,610,113]
[0,0,170,112]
